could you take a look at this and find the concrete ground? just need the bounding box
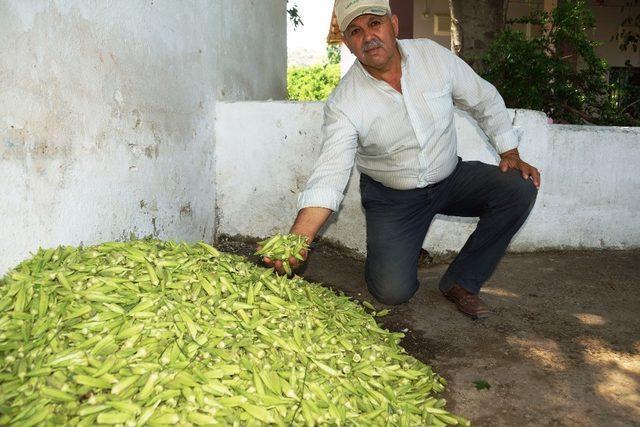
[218,237,640,427]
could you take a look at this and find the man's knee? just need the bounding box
[365,266,418,305]
[368,282,418,305]
[512,177,538,216]
[499,170,538,215]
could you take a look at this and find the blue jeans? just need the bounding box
[360,158,537,305]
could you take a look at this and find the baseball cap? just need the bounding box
[335,0,391,32]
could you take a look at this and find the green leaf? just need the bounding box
[473,380,491,390]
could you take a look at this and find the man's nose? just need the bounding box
[362,26,375,41]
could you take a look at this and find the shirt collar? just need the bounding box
[398,39,409,63]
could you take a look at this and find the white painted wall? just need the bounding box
[216,102,640,255]
[412,0,451,48]
[0,1,286,274]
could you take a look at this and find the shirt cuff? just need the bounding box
[297,187,344,212]
[491,129,519,154]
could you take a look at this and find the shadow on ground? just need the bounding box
[217,236,640,427]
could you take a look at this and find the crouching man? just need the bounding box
[264,0,539,319]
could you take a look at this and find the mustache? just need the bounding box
[362,38,384,53]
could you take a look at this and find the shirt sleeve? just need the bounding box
[444,46,519,154]
[296,101,358,212]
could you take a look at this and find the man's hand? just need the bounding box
[499,148,541,189]
[260,207,332,275]
[260,239,310,275]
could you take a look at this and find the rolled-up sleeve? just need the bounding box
[447,49,519,154]
[297,102,358,212]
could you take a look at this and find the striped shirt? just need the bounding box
[297,38,519,212]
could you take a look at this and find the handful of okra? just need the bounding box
[255,233,309,274]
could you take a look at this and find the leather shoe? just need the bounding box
[443,283,491,319]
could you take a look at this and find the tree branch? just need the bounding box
[621,97,640,114]
[560,103,594,125]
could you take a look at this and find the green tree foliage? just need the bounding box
[611,1,640,121]
[327,44,341,65]
[287,1,303,29]
[286,1,340,102]
[482,0,638,126]
[615,0,639,53]
[482,29,550,113]
[287,64,341,101]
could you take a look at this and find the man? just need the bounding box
[264,0,540,319]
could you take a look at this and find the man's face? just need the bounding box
[342,13,399,71]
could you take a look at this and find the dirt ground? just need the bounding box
[218,236,640,426]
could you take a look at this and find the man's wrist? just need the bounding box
[499,148,520,160]
[289,207,332,245]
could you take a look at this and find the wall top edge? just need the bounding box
[214,102,638,132]
[216,102,545,115]
[216,101,326,106]
[511,108,548,118]
[549,124,640,133]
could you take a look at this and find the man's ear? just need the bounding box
[391,14,399,37]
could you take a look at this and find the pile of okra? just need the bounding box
[0,238,469,426]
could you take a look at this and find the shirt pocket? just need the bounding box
[423,83,453,128]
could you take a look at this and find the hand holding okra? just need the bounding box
[255,233,310,275]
